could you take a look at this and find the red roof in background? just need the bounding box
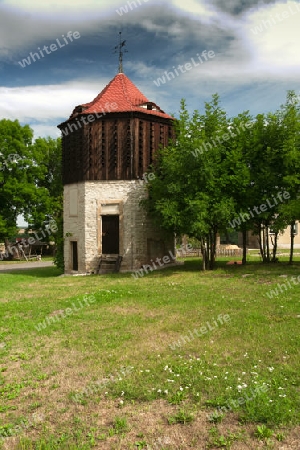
[67,73,173,121]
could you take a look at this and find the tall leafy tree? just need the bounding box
[0,120,63,261]
[0,119,45,243]
[277,91,300,263]
[28,137,63,228]
[144,96,243,270]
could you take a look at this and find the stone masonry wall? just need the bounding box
[64,181,174,274]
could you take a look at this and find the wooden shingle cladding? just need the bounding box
[61,112,174,184]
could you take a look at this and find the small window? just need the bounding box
[71,241,78,271]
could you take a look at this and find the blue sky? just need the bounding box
[0,0,299,139]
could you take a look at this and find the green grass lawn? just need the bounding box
[0,258,299,449]
[0,256,54,264]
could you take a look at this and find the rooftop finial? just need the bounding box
[114,31,128,73]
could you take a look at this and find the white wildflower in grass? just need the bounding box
[268,367,274,372]
[164,390,168,394]
[167,379,174,382]
[157,389,161,393]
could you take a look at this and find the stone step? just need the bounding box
[96,255,123,274]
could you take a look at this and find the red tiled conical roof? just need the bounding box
[68,73,173,121]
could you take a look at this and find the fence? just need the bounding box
[176,246,243,258]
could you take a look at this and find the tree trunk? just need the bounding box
[205,235,209,269]
[4,238,13,260]
[201,239,206,271]
[257,223,264,261]
[242,227,247,265]
[289,222,295,265]
[209,228,217,270]
[271,232,278,262]
[266,224,270,262]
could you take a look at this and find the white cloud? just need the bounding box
[242,1,300,71]
[170,0,216,21]
[1,0,299,138]
[1,0,123,14]
[0,79,111,138]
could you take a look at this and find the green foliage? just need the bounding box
[135,440,147,448]
[254,424,274,440]
[144,96,242,270]
[208,427,245,449]
[53,213,64,271]
[167,408,194,424]
[0,120,63,247]
[109,416,129,435]
[144,91,300,269]
[0,119,35,240]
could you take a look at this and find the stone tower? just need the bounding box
[58,72,175,274]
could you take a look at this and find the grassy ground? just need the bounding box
[0,256,54,264]
[0,257,299,449]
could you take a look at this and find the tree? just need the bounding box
[0,120,63,264]
[29,137,63,268]
[144,96,243,270]
[0,119,43,244]
[28,137,63,226]
[143,93,300,270]
[277,91,300,263]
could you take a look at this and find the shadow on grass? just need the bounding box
[3,258,299,280]
[129,257,300,279]
[0,266,63,278]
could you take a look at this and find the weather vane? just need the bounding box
[114,31,128,73]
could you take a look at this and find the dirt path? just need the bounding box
[0,261,54,272]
